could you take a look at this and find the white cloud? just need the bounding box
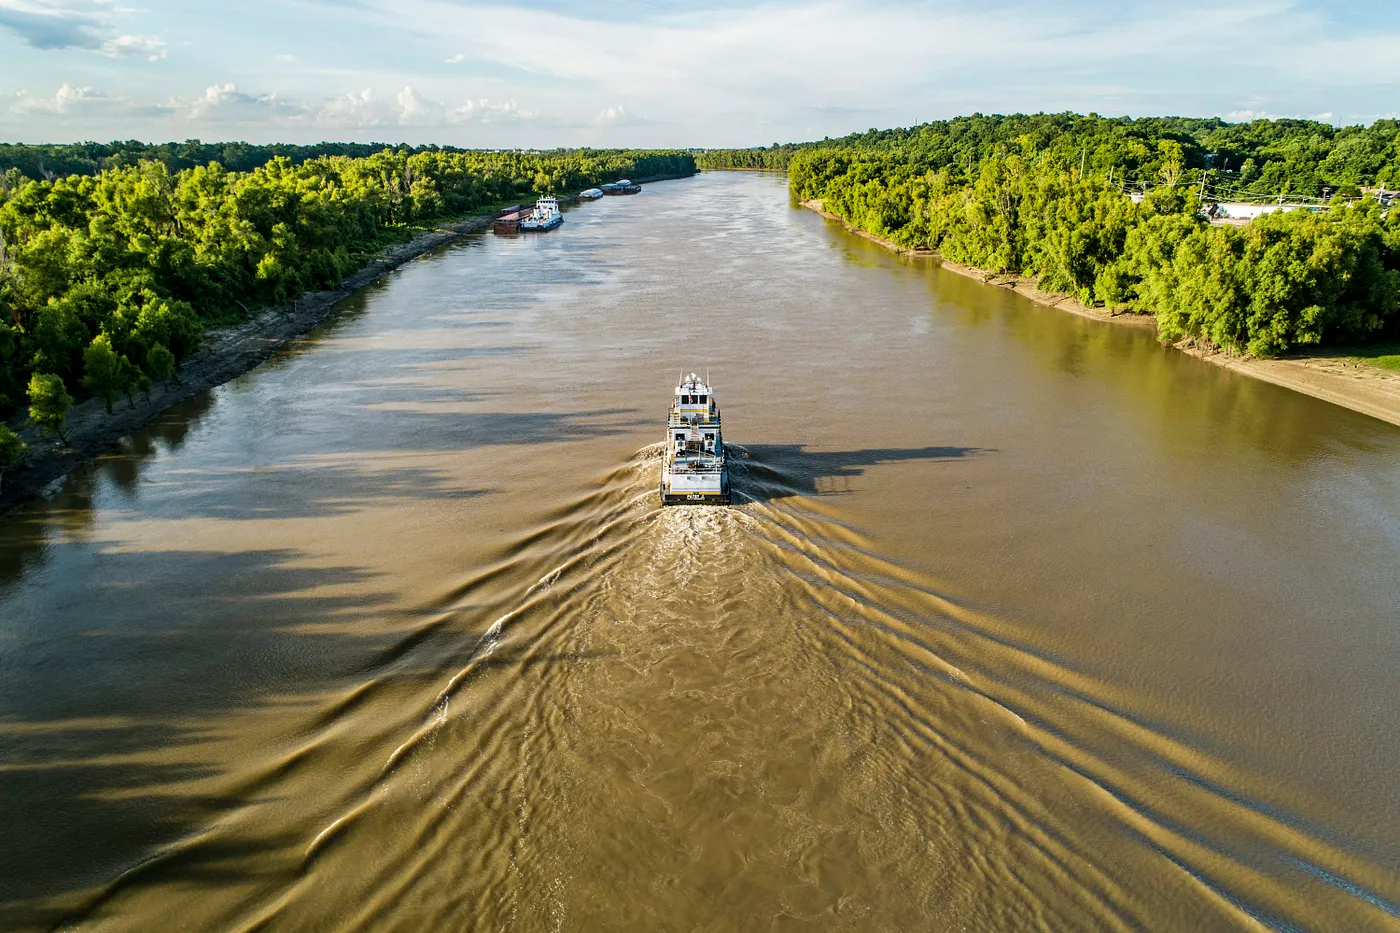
[595,104,651,127]
[0,0,106,50]
[0,0,166,61]
[4,0,1400,145]
[1222,110,1277,122]
[317,87,385,127]
[4,79,547,133]
[446,97,532,124]
[344,0,1400,141]
[396,84,439,124]
[11,81,120,112]
[99,32,165,59]
[181,82,306,123]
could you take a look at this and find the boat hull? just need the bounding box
[661,487,731,506]
[660,469,730,506]
[519,215,563,232]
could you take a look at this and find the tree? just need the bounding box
[118,355,140,409]
[147,342,176,386]
[1156,140,1186,187]
[0,424,25,492]
[27,372,72,444]
[82,334,122,413]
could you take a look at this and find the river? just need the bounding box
[3,171,1400,933]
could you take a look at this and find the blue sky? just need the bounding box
[0,0,1397,146]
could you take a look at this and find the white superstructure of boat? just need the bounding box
[519,196,563,231]
[660,372,730,506]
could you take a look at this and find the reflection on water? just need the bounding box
[2,172,1400,933]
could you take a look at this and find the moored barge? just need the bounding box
[492,204,528,234]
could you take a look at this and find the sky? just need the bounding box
[0,0,1398,147]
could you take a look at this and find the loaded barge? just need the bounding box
[492,204,528,234]
[602,179,641,195]
[660,373,731,505]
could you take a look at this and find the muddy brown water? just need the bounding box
[3,171,1400,933]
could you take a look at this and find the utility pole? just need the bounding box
[1198,169,1208,204]
[1079,148,1086,182]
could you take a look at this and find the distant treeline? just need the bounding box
[707,114,1400,356]
[0,140,422,181]
[701,114,1400,196]
[0,147,695,421]
[696,146,810,171]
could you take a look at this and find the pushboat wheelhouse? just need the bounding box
[519,196,563,231]
[660,373,731,506]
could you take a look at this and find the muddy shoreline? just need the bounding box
[800,198,1400,429]
[0,215,496,514]
[0,172,696,514]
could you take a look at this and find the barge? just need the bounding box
[660,373,730,506]
[601,179,641,195]
[492,204,528,234]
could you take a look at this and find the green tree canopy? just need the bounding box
[754,113,1400,357]
[0,423,25,491]
[27,372,72,443]
[82,334,123,414]
[147,342,175,386]
[0,146,696,415]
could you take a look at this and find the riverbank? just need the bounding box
[0,178,781,515]
[0,214,494,513]
[0,172,697,514]
[800,198,1400,428]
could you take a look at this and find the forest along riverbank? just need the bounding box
[0,172,692,515]
[801,197,1400,428]
[0,214,491,513]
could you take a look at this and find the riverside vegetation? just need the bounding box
[0,147,695,440]
[700,114,1400,358]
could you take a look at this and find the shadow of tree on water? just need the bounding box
[0,519,613,932]
[0,542,400,930]
[734,444,991,502]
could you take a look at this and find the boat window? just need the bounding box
[681,395,692,404]
[697,395,707,404]
[675,434,685,441]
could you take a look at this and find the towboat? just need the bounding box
[660,373,730,506]
[578,188,604,200]
[519,196,563,231]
